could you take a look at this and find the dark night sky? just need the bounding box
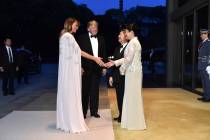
[74,0,166,15]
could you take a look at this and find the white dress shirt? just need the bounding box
[89,32,98,57]
[6,46,13,63]
[203,38,209,43]
[120,43,128,53]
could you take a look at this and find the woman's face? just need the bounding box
[71,21,79,33]
[125,29,132,40]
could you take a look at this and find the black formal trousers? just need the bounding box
[114,78,125,118]
[112,45,126,118]
[82,70,100,116]
[200,70,210,99]
[2,64,15,95]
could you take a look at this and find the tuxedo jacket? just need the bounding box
[198,39,210,70]
[77,33,107,73]
[112,45,127,83]
[0,46,17,69]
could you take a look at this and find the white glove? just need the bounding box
[109,77,113,87]
[119,65,125,76]
[206,66,210,74]
[206,66,210,79]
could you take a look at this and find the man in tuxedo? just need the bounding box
[109,29,128,122]
[77,20,107,118]
[0,38,18,96]
[197,29,210,102]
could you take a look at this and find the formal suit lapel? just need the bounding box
[113,47,120,60]
[97,36,101,56]
[3,46,10,62]
[4,46,9,58]
[86,34,94,55]
[199,39,209,50]
[120,44,128,55]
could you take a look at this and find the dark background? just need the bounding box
[0,0,167,87]
[0,0,166,62]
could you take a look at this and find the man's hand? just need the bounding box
[102,69,107,76]
[0,67,4,72]
[94,57,105,67]
[109,77,113,87]
[105,61,114,68]
[81,67,85,75]
[16,66,19,71]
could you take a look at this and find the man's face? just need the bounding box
[118,31,127,44]
[5,39,12,47]
[88,21,98,36]
[200,33,208,41]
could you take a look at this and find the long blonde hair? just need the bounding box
[60,17,80,37]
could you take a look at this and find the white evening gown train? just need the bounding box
[56,32,88,133]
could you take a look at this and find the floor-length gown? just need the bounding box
[56,32,88,133]
[115,37,146,130]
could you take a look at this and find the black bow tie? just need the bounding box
[91,35,97,38]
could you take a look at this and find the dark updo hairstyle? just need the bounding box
[60,17,80,36]
[125,23,139,35]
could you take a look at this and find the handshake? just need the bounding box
[94,57,115,68]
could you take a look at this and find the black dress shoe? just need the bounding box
[202,98,210,102]
[197,97,205,101]
[9,92,15,95]
[91,113,100,118]
[113,117,119,121]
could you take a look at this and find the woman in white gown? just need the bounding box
[107,24,146,130]
[57,17,104,133]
